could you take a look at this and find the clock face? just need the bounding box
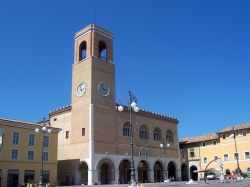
[98,82,110,96]
[76,83,86,97]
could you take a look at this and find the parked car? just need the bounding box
[207,170,221,180]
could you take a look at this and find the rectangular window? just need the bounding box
[203,157,208,164]
[66,131,69,139]
[222,134,226,139]
[12,132,19,145]
[82,128,85,136]
[224,154,229,161]
[28,134,35,146]
[24,170,35,184]
[43,152,49,161]
[202,142,206,147]
[245,152,250,159]
[241,131,247,136]
[43,171,50,184]
[43,136,49,147]
[190,150,195,157]
[28,151,34,161]
[11,149,19,160]
[213,140,216,145]
[234,153,239,160]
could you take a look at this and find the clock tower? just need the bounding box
[70,24,116,155]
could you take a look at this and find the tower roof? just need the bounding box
[75,24,113,39]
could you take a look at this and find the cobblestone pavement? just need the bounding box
[58,178,250,187]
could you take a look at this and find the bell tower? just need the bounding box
[72,24,115,109]
[70,24,116,145]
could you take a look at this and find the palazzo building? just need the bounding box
[180,123,250,181]
[0,118,60,187]
[49,24,180,185]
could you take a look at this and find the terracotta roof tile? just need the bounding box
[218,123,250,133]
[181,133,218,144]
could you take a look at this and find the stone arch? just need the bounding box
[167,161,176,180]
[97,158,115,184]
[190,165,198,181]
[137,160,149,183]
[119,159,131,184]
[181,163,188,181]
[153,161,163,182]
[79,161,88,185]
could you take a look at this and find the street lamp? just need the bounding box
[231,126,241,179]
[118,90,139,187]
[160,138,170,182]
[35,118,51,187]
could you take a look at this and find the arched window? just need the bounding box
[123,122,131,137]
[153,127,161,141]
[166,129,174,143]
[79,41,87,61]
[139,125,149,139]
[99,41,107,60]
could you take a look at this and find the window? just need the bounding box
[99,41,107,60]
[11,149,18,160]
[203,157,208,164]
[12,132,19,145]
[224,154,229,161]
[202,142,206,147]
[139,125,148,139]
[24,170,35,184]
[82,128,85,136]
[28,151,34,161]
[66,131,69,139]
[213,140,216,145]
[222,134,226,139]
[234,153,239,160]
[123,122,131,137]
[43,171,50,184]
[79,41,87,61]
[43,152,49,161]
[166,129,174,142]
[241,130,247,136]
[153,127,161,141]
[28,134,35,146]
[139,146,148,157]
[245,152,250,159]
[43,136,49,147]
[190,149,195,157]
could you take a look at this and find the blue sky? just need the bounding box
[0,0,249,139]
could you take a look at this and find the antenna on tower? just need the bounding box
[93,3,96,24]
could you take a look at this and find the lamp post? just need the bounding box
[232,126,241,179]
[118,90,139,187]
[160,138,170,182]
[35,118,51,187]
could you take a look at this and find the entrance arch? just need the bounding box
[97,158,115,184]
[167,161,176,180]
[79,162,88,185]
[137,160,148,183]
[190,165,198,181]
[181,163,188,181]
[119,159,131,184]
[153,161,163,182]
